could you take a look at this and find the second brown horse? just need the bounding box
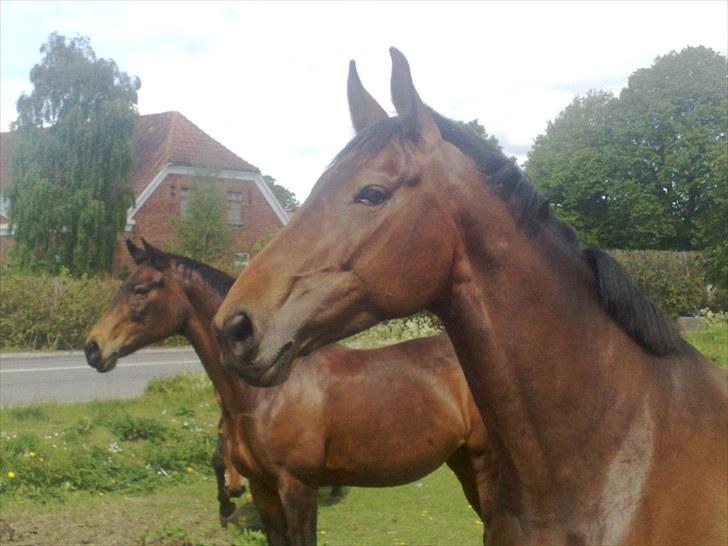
[85,239,497,546]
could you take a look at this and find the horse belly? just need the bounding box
[322,411,465,487]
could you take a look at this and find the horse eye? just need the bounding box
[354,185,389,206]
[133,284,151,296]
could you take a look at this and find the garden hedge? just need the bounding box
[0,250,717,351]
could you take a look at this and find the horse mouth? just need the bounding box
[231,342,295,387]
[95,353,119,373]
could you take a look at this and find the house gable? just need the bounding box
[0,112,289,242]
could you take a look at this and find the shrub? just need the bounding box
[345,312,444,348]
[0,271,120,350]
[102,412,169,442]
[609,250,708,317]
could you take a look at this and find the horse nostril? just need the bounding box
[223,312,254,343]
[219,312,255,361]
[84,340,100,364]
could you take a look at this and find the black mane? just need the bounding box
[167,253,235,296]
[336,111,687,357]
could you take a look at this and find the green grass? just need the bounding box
[685,323,728,367]
[0,371,482,545]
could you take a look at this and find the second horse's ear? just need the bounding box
[141,238,169,270]
[126,239,146,265]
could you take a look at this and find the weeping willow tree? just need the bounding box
[8,33,140,275]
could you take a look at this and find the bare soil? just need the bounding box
[0,482,260,546]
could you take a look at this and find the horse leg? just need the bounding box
[278,473,319,546]
[212,434,237,527]
[220,418,246,499]
[249,478,288,546]
[446,445,499,545]
[328,485,345,501]
[446,446,484,519]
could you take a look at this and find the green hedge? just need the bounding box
[0,249,717,352]
[0,273,120,351]
[609,250,709,317]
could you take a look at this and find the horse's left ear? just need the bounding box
[389,47,441,148]
[141,238,169,270]
[348,60,388,134]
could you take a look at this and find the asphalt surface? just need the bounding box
[0,347,201,407]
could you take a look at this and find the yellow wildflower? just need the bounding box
[186,467,193,473]
[7,471,15,479]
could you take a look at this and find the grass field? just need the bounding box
[0,372,483,546]
[0,324,724,545]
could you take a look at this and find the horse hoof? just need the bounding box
[219,501,237,528]
[221,505,246,528]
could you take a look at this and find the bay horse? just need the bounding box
[85,239,497,545]
[213,50,728,545]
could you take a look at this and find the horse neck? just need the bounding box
[435,199,657,514]
[173,267,248,412]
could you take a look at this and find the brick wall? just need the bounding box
[114,173,284,271]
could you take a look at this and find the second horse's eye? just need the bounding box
[354,185,389,206]
[133,284,151,296]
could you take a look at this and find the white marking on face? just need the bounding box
[597,397,655,544]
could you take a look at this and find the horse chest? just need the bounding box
[590,397,655,544]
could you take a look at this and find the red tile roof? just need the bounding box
[0,111,259,196]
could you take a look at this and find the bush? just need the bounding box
[609,250,709,317]
[0,271,120,350]
[345,312,444,348]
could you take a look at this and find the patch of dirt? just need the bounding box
[0,482,261,545]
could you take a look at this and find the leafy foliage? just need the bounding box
[455,119,503,151]
[526,46,727,260]
[8,33,140,275]
[166,179,237,270]
[263,174,299,213]
[609,250,708,316]
[0,271,120,350]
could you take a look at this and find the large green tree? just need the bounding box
[8,33,140,275]
[526,46,727,254]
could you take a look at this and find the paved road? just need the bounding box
[0,348,202,407]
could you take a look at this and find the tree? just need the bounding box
[615,46,727,251]
[166,181,237,269]
[456,119,503,151]
[526,47,727,253]
[8,33,141,275]
[263,175,299,213]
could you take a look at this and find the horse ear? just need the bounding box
[141,238,169,270]
[126,239,147,265]
[348,60,388,134]
[389,47,441,146]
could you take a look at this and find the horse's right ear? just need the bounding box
[348,60,388,134]
[126,239,146,265]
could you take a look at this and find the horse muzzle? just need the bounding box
[84,340,120,373]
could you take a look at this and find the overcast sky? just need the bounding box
[1,1,726,201]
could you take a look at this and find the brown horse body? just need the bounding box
[86,241,497,546]
[214,50,728,545]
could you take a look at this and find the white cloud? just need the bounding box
[1,0,726,200]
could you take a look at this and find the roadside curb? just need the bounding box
[0,346,194,360]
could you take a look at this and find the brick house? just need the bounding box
[0,111,288,270]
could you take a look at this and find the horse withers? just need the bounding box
[86,239,497,546]
[213,50,728,544]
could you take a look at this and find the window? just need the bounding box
[180,188,189,217]
[227,191,242,225]
[234,252,250,268]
